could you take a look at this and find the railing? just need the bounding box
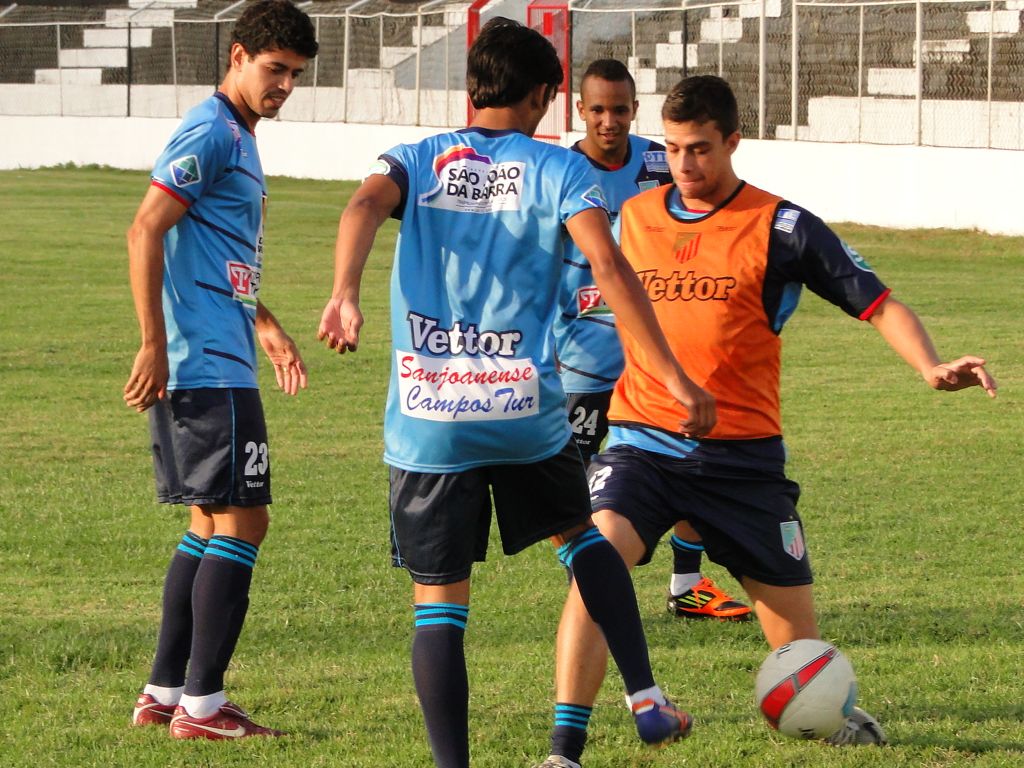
[1,0,1022,148]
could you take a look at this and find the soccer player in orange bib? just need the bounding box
[538,75,996,766]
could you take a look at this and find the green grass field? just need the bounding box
[0,166,1021,768]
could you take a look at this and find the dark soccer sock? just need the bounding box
[670,535,704,577]
[558,528,655,694]
[550,703,592,764]
[148,531,208,688]
[183,535,258,696]
[411,603,470,768]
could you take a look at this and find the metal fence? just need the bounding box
[1,0,1022,148]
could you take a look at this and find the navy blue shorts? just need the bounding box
[566,389,613,464]
[388,439,592,585]
[588,445,812,587]
[148,388,271,508]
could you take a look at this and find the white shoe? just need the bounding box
[825,706,887,746]
[531,757,581,768]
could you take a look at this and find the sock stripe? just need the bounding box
[670,535,704,552]
[205,536,258,568]
[557,527,605,568]
[414,603,469,630]
[554,702,593,730]
[176,532,208,559]
[209,536,259,557]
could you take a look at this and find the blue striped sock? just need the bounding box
[550,702,592,764]
[670,535,703,576]
[412,602,470,767]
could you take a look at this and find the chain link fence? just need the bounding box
[1,0,1023,148]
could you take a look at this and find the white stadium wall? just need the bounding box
[2,114,1022,236]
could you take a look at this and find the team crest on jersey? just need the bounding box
[841,240,875,272]
[227,261,260,306]
[419,144,524,214]
[673,232,702,263]
[773,207,801,233]
[170,155,201,187]
[643,151,669,173]
[780,520,806,560]
[576,286,610,317]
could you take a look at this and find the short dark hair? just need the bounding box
[467,17,563,109]
[662,75,738,137]
[231,0,318,60]
[580,58,635,99]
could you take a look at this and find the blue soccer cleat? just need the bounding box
[631,697,694,745]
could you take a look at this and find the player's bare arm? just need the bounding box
[566,207,717,436]
[318,173,402,354]
[256,301,308,396]
[124,185,186,412]
[868,295,997,397]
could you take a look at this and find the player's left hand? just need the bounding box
[926,356,997,397]
[258,326,309,395]
[318,296,363,354]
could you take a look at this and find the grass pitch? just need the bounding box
[0,166,1021,767]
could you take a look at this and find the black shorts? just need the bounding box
[566,389,613,464]
[148,387,271,508]
[588,445,812,587]
[389,439,592,585]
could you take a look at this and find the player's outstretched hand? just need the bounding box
[124,344,168,412]
[667,372,717,437]
[259,326,308,396]
[318,297,363,354]
[926,356,997,398]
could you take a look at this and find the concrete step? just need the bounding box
[35,68,104,85]
[84,27,153,48]
[59,47,128,68]
[105,8,175,28]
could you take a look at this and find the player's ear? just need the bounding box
[576,99,585,118]
[228,42,248,71]
[724,131,741,154]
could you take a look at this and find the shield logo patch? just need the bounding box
[780,520,806,561]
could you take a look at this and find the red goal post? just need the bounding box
[466,1,571,143]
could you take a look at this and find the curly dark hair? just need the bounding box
[231,0,318,60]
[467,17,562,109]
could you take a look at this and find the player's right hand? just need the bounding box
[669,374,716,438]
[123,344,168,412]
[318,296,363,354]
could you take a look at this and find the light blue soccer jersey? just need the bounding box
[150,92,266,390]
[375,127,609,472]
[553,135,672,393]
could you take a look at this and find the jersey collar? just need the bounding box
[571,137,633,172]
[213,91,255,135]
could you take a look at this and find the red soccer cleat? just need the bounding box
[132,693,176,727]
[169,701,286,740]
[667,577,752,621]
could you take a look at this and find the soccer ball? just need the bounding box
[755,639,857,739]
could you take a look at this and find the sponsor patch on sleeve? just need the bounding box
[169,155,201,188]
[773,207,801,233]
[840,240,875,272]
[581,184,608,210]
[367,159,391,178]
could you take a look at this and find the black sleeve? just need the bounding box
[377,153,409,220]
[766,202,890,321]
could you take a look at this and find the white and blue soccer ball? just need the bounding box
[755,639,857,739]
